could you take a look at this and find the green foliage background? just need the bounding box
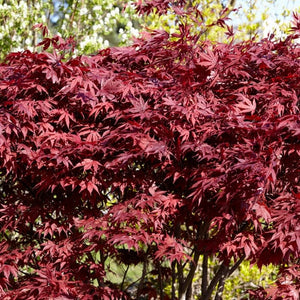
[1,0,300,60]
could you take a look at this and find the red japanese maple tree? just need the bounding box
[0,1,299,299]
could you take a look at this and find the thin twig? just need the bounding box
[228,254,246,277]
[121,264,130,291]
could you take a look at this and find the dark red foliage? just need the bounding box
[0,3,299,299]
[135,0,187,16]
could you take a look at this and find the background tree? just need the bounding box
[0,0,140,60]
[0,0,300,61]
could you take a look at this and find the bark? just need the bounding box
[201,253,209,295]
[136,259,147,298]
[186,281,193,300]
[178,250,201,300]
[171,261,176,300]
[214,266,229,300]
[158,264,164,299]
[200,263,228,300]
[200,255,246,300]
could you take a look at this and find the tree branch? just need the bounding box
[228,254,246,277]
[201,253,209,295]
[136,259,147,298]
[171,261,176,300]
[121,264,129,291]
[214,255,245,300]
[200,262,229,300]
[178,249,201,299]
[229,0,237,8]
[158,263,164,299]
[214,266,229,300]
[221,0,237,9]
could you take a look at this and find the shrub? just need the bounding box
[0,4,299,300]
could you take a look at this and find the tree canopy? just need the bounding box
[0,1,299,299]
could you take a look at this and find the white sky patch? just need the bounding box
[229,0,300,37]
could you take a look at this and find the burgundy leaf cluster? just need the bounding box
[0,7,299,300]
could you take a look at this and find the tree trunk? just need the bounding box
[171,261,176,300]
[136,259,147,298]
[178,250,201,300]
